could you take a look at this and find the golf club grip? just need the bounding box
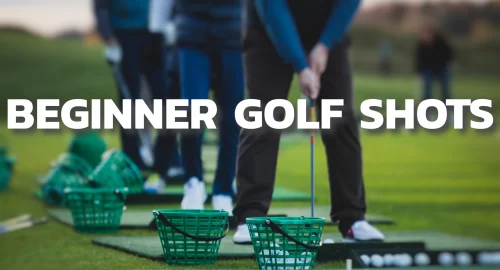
[264,219,321,251]
[155,211,229,242]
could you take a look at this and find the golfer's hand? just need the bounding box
[309,43,329,75]
[104,40,122,65]
[298,68,320,100]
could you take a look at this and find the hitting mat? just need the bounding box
[92,231,500,261]
[35,185,311,205]
[268,206,395,225]
[49,207,394,229]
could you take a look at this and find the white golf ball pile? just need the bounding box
[477,252,500,265]
[258,245,312,270]
[360,253,415,268]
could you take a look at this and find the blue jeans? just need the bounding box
[421,69,452,100]
[179,47,244,196]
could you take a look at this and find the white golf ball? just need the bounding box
[456,252,472,266]
[414,252,431,266]
[323,238,334,244]
[360,254,371,266]
[393,254,411,267]
[370,254,384,268]
[493,252,500,265]
[383,254,394,266]
[477,252,489,265]
[438,252,455,266]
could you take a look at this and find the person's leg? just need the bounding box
[211,49,244,198]
[421,70,434,100]
[318,43,383,241]
[163,47,183,174]
[142,34,177,179]
[439,68,452,100]
[233,36,294,224]
[115,32,144,169]
[178,47,211,208]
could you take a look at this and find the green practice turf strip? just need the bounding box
[268,206,395,225]
[92,231,500,262]
[35,185,311,205]
[49,208,393,229]
[93,236,255,260]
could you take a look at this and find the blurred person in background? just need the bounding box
[93,0,178,192]
[146,0,186,192]
[415,24,455,101]
[173,0,244,214]
[232,0,385,244]
[378,39,393,76]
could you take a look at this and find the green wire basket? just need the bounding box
[64,187,128,233]
[89,150,143,193]
[247,217,325,270]
[153,209,229,265]
[42,153,93,205]
[0,165,11,191]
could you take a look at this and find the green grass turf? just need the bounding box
[0,31,500,269]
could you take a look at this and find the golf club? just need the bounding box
[110,63,154,166]
[0,216,47,235]
[309,98,315,217]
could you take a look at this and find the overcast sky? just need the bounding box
[0,0,490,37]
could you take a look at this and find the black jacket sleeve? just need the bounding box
[93,0,114,42]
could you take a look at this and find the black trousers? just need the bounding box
[115,31,176,175]
[233,30,366,231]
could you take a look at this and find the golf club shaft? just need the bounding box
[0,214,31,227]
[310,99,315,217]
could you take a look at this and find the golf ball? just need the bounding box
[393,254,411,267]
[360,254,371,266]
[370,254,384,268]
[383,254,394,266]
[456,252,472,266]
[477,252,489,265]
[414,252,431,266]
[438,252,455,266]
[323,238,334,244]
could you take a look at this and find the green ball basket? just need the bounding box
[246,217,325,270]
[64,187,128,234]
[153,209,229,265]
[0,165,12,191]
[89,150,143,193]
[42,153,93,205]
[68,131,107,168]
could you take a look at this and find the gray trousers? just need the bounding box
[233,30,366,232]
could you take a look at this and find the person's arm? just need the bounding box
[93,0,114,43]
[254,0,308,73]
[318,0,361,49]
[149,0,175,34]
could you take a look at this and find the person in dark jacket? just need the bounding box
[415,25,455,100]
[174,0,244,214]
[93,0,178,191]
[232,0,385,244]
